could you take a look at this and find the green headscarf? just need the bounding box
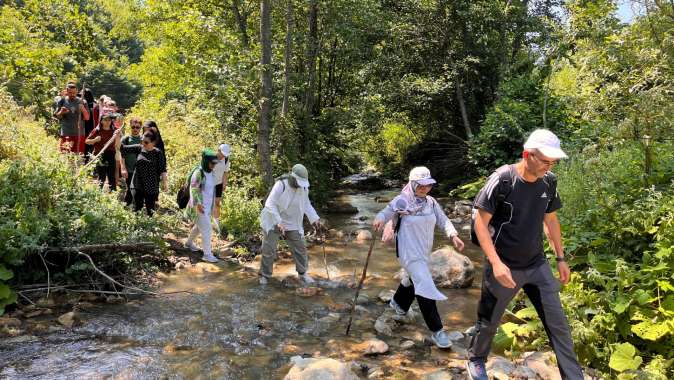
[201,149,218,173]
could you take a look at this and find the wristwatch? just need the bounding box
[555,256,566,262]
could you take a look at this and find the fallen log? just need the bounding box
[42,242,156,254]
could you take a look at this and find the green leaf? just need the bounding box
[0,265,12,281]
[631,320,671,341]
[609,343,643,372]
[613,297,631,314]
[0,283,10,299]
[514,306,538,320]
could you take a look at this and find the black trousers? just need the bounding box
[124,174,134,206]
[133,189,158,216]
[96,152,116,191]
[393,281,443,332]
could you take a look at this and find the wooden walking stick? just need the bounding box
[321,232,330,280]
[345,229,377,335]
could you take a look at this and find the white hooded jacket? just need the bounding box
[260,178,320,235]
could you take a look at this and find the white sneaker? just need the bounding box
[202,254,219,263]
[184,240,200,252]
[300,273,315,284]
[259,276,269,285]
[431,330,452,349]
[389,299,407,316]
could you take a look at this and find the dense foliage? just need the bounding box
[1,0,672,377]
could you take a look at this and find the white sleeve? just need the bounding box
[264,181,284,226]
[375,197,398,223]
[304,190,320,224]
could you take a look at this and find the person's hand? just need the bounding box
[121,169,128,179]
[557,260,571,285]
[93,136,102,143]
[451,235,465,252]
[277,224,286,235]
[372,218,385,232]
[313,219,323,232]
[492,260,516,289]
[197,204,205,214]
[59,106,70,114]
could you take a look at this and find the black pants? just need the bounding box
[133,189,158,216]
[124,174,134,206]
[393,281,443,332]
[96,152,116,191]
[468,263,583,379]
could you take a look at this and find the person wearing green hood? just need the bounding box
[185,149,220,263]
[259,164,322,285]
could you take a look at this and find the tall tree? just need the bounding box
[304,0,319,118]
[231,0,250,49]
[258,0,273,187]
[281,0,293,117]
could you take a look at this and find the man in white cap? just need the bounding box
[258,164,322,285]
[466,129,583,380]
[212,143,231,226]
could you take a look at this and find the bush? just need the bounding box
[0,91,163,314]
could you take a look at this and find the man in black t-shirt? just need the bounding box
[466,129,583,380]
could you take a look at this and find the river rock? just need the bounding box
[0,317,21,327]
[192,262,222,273]
[377,289,394,303]
[512,366,538,379]
[487,356,517,380]
[400,340,415,349]
[325,201,359,215]
[295,287,324,297]
[318,313,341,325]
[284,356,359,380]
[453,201,473,216]
[57,311,79,328]
[421,370,453,380]
[428,248,475,288]
[356,230,373,242]
[355,338,389,355]
[523,351,561,380]
[374,314,395,336]
[328,229,346,239]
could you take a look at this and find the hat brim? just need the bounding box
[415,178,436,186]
[537,146,568,159]
[291,173,310,188]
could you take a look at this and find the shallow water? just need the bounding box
[0,190,484,379]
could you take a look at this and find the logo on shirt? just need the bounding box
[541,192,548,198]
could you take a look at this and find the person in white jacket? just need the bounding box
[259,164,322,285]
[373,166,465,348]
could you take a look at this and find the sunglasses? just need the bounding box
[531,153,559,166]
[131,125,142,129]
[142,140,152,145]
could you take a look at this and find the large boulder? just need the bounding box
[487,356,517,380]
[523,351,562,380]
[284,356,359,380]
[355,229,373,242]
[428,248,475,288]
[354,338,389,355]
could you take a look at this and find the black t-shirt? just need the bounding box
[474,164,562,269]
[133,148,167,195]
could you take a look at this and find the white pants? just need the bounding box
[188,212,212,256]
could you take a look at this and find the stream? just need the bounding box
[0,190,484,379]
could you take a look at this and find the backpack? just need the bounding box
[469,165,556,246]
[177,166,203,209]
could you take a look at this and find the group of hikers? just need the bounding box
[55,80,582,379]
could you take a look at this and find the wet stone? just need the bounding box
[284,356,359,380]
[377,289,394,303]
[400,340,415,350]
[428,248,475,288]
[295,287,324,297]
[57,311,80,328]
[512,366,539,379]
[523,351,562,380]
[355,338,389,355]
[0,317,21,327]
[487,356,517,380]
[356,229,373,242]
[421,370,453,380]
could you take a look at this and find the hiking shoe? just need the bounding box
[389,299,407,316]
[431,330,452,349]
[184,241,200,252]
[466,358,488,380]
[300,273,315,284]
[259,276,269,285]
[202,254,219,263]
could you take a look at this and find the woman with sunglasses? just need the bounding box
[130,131,168,216]
[85,112,121,191]
[120,117,144,206]
[372,166,465,349]
[185,149,220,263]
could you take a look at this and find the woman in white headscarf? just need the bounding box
[373,166,465,348]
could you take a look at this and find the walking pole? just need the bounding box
[345,229,377,336]
[321,229,330,280]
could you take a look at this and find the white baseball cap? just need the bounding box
[523,129,568,159]
[291,164,310,188]
[409,166,436,185]
[218,143,231,157]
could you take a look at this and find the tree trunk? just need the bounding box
[455,81,473,139]
[281,0,294,118]
[231,0,250,49]
[258,0,273,188]
[304,0,319,118]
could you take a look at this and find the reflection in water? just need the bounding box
[0,190,484,379]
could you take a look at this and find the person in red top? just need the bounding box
[86,113,121,191]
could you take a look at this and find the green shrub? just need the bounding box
[217,186,261,241]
